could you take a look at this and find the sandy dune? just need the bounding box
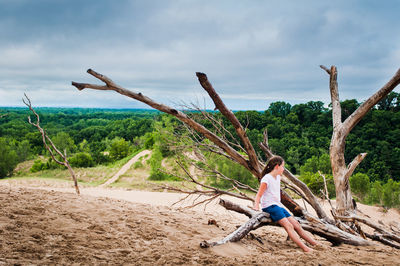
[1,181,400,265]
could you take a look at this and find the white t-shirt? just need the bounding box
[260,173,281,209]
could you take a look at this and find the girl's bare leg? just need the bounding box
[278,218,312,252]
[287,216,318,246]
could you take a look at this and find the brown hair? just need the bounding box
[260,156,284,180]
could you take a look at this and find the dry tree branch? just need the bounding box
[72,69,255,176]
[335,215,400,244]
[197,109,246,153]
[181,121,246,158]
[200,117,245,153]
[342,68,400,135]
[196,72,261,175]
[22,94,80,195]
[163,123,255,197]
[344,153,368,187]
[155,159,254,208]
[364,233,400,249]
[176,159,253,202]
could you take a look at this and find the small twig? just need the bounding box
[319,171,335,216]
[302,198,308,212]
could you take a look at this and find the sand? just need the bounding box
[1,181,400,265]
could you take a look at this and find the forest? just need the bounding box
[1,91,400,208]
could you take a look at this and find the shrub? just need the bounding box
[382,179,400,208]
[350,173,370,201]
[300,153,331,175]
[109,137,131,160]
[366,181,383,205]
[143,132,155,149]
[147,147,178,181]
[133,160,143,169]
[0,138,19,178]
[208,156,258,189]
[52,132,76,155]
[30,159,46,172]
[69,152,94,167]
[299,172,335,198]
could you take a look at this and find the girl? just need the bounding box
[253,156,318,252]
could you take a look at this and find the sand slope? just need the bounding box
[1,183,400,265]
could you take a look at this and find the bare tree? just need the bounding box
[23,94,80,195]
[72,67,400,248]
[320,65,400,217]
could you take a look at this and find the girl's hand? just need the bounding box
[250,205,259,211]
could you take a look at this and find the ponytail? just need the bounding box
[260,156,284,180]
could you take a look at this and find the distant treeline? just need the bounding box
[1,92,399,184]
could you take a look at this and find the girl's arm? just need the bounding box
[253,182,267,211]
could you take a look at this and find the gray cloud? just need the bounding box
[0,0,399,110]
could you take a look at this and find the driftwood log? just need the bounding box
[204,198,371,248]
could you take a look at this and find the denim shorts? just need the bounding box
[262,204,291,222]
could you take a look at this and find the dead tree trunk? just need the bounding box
[321,66,400,216]
[23,94,80,195]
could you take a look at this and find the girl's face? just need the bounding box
[275,162,285,175]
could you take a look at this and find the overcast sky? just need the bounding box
[0,0,399,110]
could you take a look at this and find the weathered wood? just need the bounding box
[65,161,79,195]
[364,233,400,249]
[201,212,272,248]
[336,215,400,244]
[298,217,370,246]
[200,199,274,247]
